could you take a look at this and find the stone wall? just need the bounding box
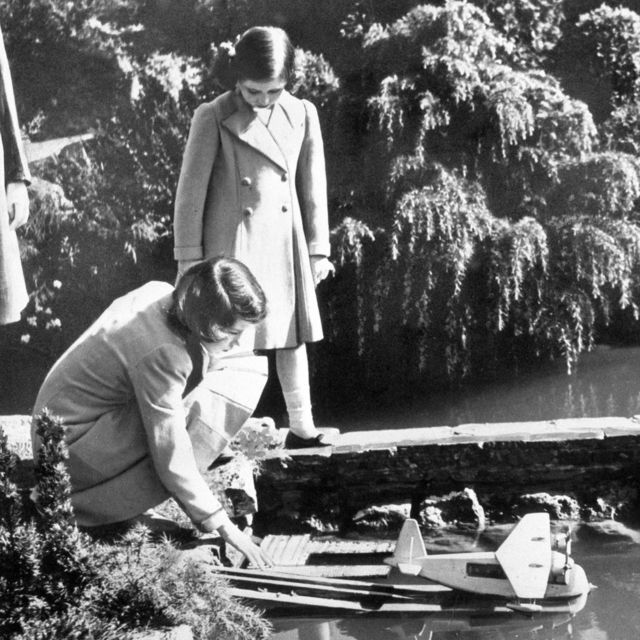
[254,417,640,534]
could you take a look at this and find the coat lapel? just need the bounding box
[222,92,289,171]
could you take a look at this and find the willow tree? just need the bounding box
[320,0,640,401]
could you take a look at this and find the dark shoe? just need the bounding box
[284,431,332,449]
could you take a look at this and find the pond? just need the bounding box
[325,344,640,431]
[269,344,640,639]
[269,530,640,640]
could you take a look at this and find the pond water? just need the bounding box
[269,531,640,640]
[325,344,640,431]
[270,344,640,639]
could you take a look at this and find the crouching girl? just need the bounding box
[32,256,272,568]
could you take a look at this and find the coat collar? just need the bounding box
[221,90,301,171]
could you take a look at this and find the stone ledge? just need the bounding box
[264,416,640,458]
[255,416,640,534]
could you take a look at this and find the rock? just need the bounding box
[351,503,411,532]
[577,520,640,544]
[418,505,446,529]
[207,455,258,518]
[302,515,340,534]
[231,416,281,459]
[418,488,486,529]
[515,492,580,520]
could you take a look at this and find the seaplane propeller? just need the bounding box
[553,524,573,582]
[563,525,573,575]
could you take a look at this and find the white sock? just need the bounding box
[282,387,317,439]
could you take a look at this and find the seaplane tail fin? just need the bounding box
[386,519,427,574]
[393,518,427,561]
[496,513,552,600]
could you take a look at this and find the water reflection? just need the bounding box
[328,345,640,430]
[571,544,640,640]
[272,611,579,640]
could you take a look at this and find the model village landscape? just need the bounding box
[4,1,640,638]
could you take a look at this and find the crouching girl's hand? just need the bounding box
[217,520,273,569]
[201,510,273,569]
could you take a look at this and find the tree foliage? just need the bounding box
[7,0,640,407]
[315,1,640,400]
[0,0,124,137]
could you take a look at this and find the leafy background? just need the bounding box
[3,0,640,419]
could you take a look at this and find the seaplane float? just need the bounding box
[217,513,593,616]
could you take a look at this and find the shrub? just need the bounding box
[0,413,273,639]
[0,412,110,638]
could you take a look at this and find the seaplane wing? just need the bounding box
[495,513,552,599]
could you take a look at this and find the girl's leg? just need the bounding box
[275,344,318,439]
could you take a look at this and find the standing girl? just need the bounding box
[174,26,334,447]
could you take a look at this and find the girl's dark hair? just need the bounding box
[170,256,267,340]
[233,26,295,83]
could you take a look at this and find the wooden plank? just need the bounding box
[230,587,373,611]
[230,587,512,614]
[260,534,311,566]
[272,565,391,578]
[212,566,448,594]
[218,573,421,601]
[259,534,394,568]
[287,534,312,565]
[308,538,395,555]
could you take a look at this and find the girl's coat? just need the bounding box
[174,89,330,348]
[31,282,267,527]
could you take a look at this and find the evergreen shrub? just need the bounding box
[0,413,272,640]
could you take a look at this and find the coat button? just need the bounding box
[241,177,252,187]
[281,173,287,182]
[281,205,288,212]
[243,207,254,216]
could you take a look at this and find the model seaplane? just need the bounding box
[216,512,591,616]
[385,512,591,614]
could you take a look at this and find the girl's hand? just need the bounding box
[217,520,273,569]
[310,256,335,286]
[7,181,29,229]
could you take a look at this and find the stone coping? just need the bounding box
[5,414,640,461]
[264,415,640,459]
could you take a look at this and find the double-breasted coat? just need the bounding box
[0,24,31,325]
[174,89,330,349]
[31,282,268,527]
